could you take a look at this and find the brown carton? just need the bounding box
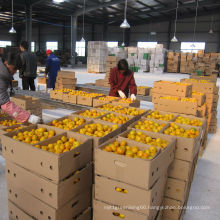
[7,182,91,220]
[93,97,120,108]
[95,135,175,189]
[137,87,151,96]
[50,90,64,100]
[2,126,93,183]
[38,77,48,84]
[111,99,140,108]
[93,199,156,220]
[57,78,77,85]
[72,108,108,120]
[6,161,93,208]
[77,95,104,106]
[62,93,77,104]
[58,71,75,79]
[191,93,206,106]
[94,175,165,216]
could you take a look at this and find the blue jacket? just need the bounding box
[45,54,60,88]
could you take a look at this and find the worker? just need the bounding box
[0,52,41,124]
[45,50,60,90]
[19,41,37,91]
[109,59,137,100]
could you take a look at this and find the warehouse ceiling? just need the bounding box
[0,0,220,26]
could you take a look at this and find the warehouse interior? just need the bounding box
[0,0,220,220]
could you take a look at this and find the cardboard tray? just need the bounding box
[62,93,77,104]
[6,161,93,209]
[137,87,151,96]
[7,182,91,220]
[72,108,108,120]
[50,90,65,100]
[57,70,75,79]
[192,93,206,106]
[161,123,202,162]
[92,97,120,108]
[2,126,93,183]
[93,199,156,220]
[111,99,140,108]
[77,95,104,107]
[72,119,122,148]
[95,135,176,189]
[94,175,166,216]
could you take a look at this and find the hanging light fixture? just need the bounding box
[53,0,65,3]
[209,14,214,34]
[81,0,86,42]
[9,0,16,34]
[120,0,130,28]
[171,0,178,42]
[191,0,199,49]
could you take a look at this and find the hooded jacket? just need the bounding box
[0,58,12,106]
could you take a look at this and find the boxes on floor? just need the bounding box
[1,125,93,183]
[137,86,151,96]
[95,135,176,189]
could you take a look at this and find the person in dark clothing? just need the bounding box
[19,41,37,91]
[109,59,137,100]
[45,50,60,89]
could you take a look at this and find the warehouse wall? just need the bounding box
[1,13,220,52]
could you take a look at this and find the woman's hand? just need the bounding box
[131,94,136,101]
[118,90,126,99]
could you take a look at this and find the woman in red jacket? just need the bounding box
[109,59,137,101]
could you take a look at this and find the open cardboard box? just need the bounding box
[77,95,104,107]
[50,90,65,100]
[93,97,120,108]
[95,135,175,189]
[72,119,121,148]
[6,161,92,209]
[96,112,136,132]
[7,182,91,220]
[128,118,168,133]
[111,99,140,108]
[94,174,166,216]
[93,199,156,220]
[153,81,192,97]
[0,124,26,136]
[137,87,151,96]
[58,70,75,79]
[47,115,88,132]
[191,93,206,106]
[161,123,202,162]
[0,117,21,130]
[72,108,108,120]
[62,93,77,104]
[206,93,219,104]
[2,126,93,183]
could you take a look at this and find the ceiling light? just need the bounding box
[150,31,156,35]
[120,19,130,29]
[80,37,85,42]
[209,29,213,34]
[53,0,65,3]
[9,0,16,34]
[120,0,130,29]
[171,35,178,42]
[191,44,195,48]
[122,42,125,47]
[209,14,214,34]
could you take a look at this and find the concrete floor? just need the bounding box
[0,69,220,220]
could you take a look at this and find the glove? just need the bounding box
[131,94,136,101]
[28,115,41,124]
[118,90,126,99]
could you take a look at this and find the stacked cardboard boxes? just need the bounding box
[137,48,150,72]
[87,41,108,73]
[107,47,127,60]
[167,52,180,73]
[55,71,77,90]
[2,125,93,220]
[10,95,42,118]
[93,128,176,219]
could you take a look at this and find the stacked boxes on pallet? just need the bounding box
[107,47,127,60]
[167,52,180,73]
[87,41,108,73]
[137,48,150,72]
[2,124,93,220]
[55,71,77,90]
[127,47,139,72]
[11,95,42,118]
[180,78,219,134]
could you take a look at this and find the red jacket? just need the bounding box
[109,67,137,97]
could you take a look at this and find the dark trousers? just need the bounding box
[22,77,36,91]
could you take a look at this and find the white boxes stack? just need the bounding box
[137,48,150,72]
[107,47,127,60]
[87,41,108,73]
[127,47,138,67]
[150,45,166,74]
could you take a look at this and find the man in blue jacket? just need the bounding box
[45,50,60,89]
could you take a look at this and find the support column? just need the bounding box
[103,22,108,41]
[38,24,41,51]
[91,24,95,41]
[25,2,32,52]
[167,19,172,50]
[63,21,65,50]
[124,29,130,46]
[16,27,22,47]
[71,15,77,66]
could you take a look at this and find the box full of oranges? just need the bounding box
[1,125,93,183]
[93,96,120,107]
[72,108,108,120]
[111,98,140,108]
[77,93,104,106]
[95,131,175,189]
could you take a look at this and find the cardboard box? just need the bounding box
[111,99,140,108]
[165,177,189,201]
[106,56,118,62]
[95,135,176,189]
[6,161,92,209]
[168,159,193,181]
[155,98,198,115]
[2,126,93,183]
[38,77,48,84]
[94,175,165,216]
[192,93,206,106]
[72,108,108,120]
[58,71,75,79]
[144,110,178,123]
[57,78,77,85]
[206,94,219,104]
[62,93,77,104]
[93,199,156,220]
[153,81,192,97]
[137,87,151,96]
[72,119,122,148]
[197,104,207,117]
[50,90,64,100]
[56,84,76,90]
[12,80,18,88]
[77,95,104,106]
[161,123,202,162]
[93,97,119,108]
[7,182,91,220]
